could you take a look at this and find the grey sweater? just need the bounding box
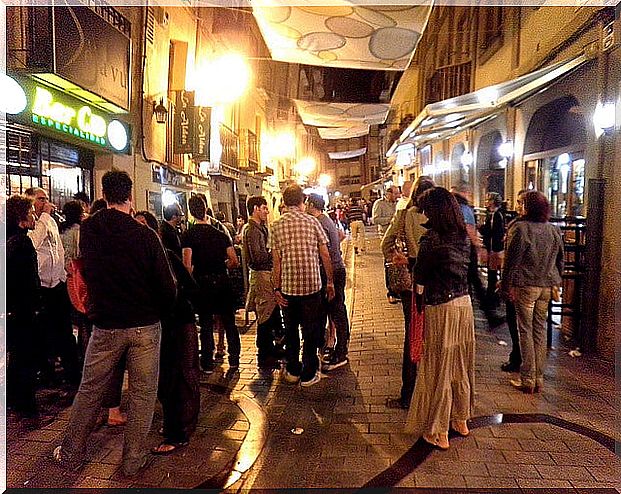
[503,220,564,287]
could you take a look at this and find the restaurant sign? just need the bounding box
[6,75,130,154]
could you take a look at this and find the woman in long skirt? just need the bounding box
[404,187,475,450]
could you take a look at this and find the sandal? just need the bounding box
[450,420,470,436]
[151,441,189,455]
[422,433,449,450]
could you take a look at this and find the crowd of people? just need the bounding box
[7,168,563,472]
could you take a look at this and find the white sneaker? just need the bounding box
[300,372,321,387]
[283,369,300,384]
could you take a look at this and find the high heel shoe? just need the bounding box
[423,433,450,450]
[450,420,470,436]
[510,379,535,394]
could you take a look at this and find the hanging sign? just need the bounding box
[174,90,194,154]
[193,106,211,161]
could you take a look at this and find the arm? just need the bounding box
[182,247,193,273]
[413,232,436,286]
[371,201,381,225]
[28,213,52,249]
[271,248,287,307]
[246,226,270,268]
[319,243,335,301]
[555,228,564,278]
[502,224,524,287]
[225,246,239,269]
[152,235,177,308]
[381,210,405,261]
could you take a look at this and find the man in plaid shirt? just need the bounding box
[269,185,335,387]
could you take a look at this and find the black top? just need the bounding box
[181,223,232,277]
[80,208,177,329]
[414,229,470,306]
[160,221,182,258]
[7,226,40,318]
[480,209,505,252]
[163,249,200,326]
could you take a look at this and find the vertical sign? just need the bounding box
[174,90,194,154]
[194,106,211,161]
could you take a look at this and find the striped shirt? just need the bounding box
[346,204,365,222]
[268,208,328,296]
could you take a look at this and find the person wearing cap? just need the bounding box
[306,193,350,371]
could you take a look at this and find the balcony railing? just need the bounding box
[425,60,472,106]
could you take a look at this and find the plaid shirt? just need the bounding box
[268,208,328,296]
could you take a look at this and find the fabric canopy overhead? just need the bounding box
[252,2,433,71]
[294,100,389,127]
[318,125,370,139]
[388,52,590,154]
[328,147,367,160]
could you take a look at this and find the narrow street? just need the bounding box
[6,230,619,491]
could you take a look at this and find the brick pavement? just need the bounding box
[5,229,620,491]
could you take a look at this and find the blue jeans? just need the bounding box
[282,291,324,381]
[61,323,161,474]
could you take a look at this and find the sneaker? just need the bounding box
[321,347,335,364]
[282,369,300,384]
[300,372,321,388]
[322,355,348,372]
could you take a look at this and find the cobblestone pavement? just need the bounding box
[6,229,620,492]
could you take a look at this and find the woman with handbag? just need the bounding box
[404,187,475,450]
[500,191,563,394]
[182,195,241,374]
[381,177,435,410]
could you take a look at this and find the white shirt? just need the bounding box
[28,212,67,288]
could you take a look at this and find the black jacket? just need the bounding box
[7,225,40,319]
[414,228,470,306]
[480,209,505,253]
[242,218,272,271]
[163,249,200,327]
[160,221,182,258]
[80,208,177,329]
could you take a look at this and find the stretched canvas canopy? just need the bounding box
[294,100,390,127]
[329,147,367,159]
[318,125,370,139]
[253,2,432,71]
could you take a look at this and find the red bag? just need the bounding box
[409,291,425,363]
[67,258,88,314]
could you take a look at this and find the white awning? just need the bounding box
[253,2,432,71]
[318,125,370,139]
[387,52,591,155]
[329,147,367,160]
[294,99,390,127]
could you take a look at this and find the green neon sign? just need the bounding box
[6,75,130,153]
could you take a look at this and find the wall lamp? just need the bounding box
[152,98,168,124]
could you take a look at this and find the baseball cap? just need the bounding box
[306,193,325,211]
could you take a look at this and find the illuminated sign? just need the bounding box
[6,75,130,154]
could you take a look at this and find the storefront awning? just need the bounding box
[295,99,390,127]
[387,52,590,156]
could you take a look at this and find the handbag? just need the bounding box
[409,290,425,363]
[67,258,88,314]
[386,262,412,294]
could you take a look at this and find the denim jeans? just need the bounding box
[282,291,324,381]
[327,268,350,360]
[514,287,551,387]
[61,322,161,474]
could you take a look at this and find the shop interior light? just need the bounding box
[460,151,474,167]
[318,173,332,188]
[161,189,178,207]
[498,140,514,158]
[152,98,168,124]
[0,74,28,115]
[593,101,616,137]
[334,191,341,197]
[557,153,571,166]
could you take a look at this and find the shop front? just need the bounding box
[5,75,131,206]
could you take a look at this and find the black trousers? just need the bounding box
[37,282,81,384]
[7,313,38,415]
[158,322,201,443]
[256,307,283,363]
[326,268,350,359]
[282,291,324,381]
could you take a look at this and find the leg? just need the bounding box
[198,310,215,370]
[532,288,552,388]
[400,290,417,406]
[505,301,521,367]
[52,283,81,384]
[61,328,129,462]
[300,292,324,381]
[282,296,302,377]
[122,323,161,475]
[514,287,539,387]
[220,310,241,367]
[486,269,499,308]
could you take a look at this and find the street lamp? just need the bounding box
[296,157,316,177]
[318,173,332,188]
[152,98,168,124]
[194,53,251,106]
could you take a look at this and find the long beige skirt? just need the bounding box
[405,294,475,437]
